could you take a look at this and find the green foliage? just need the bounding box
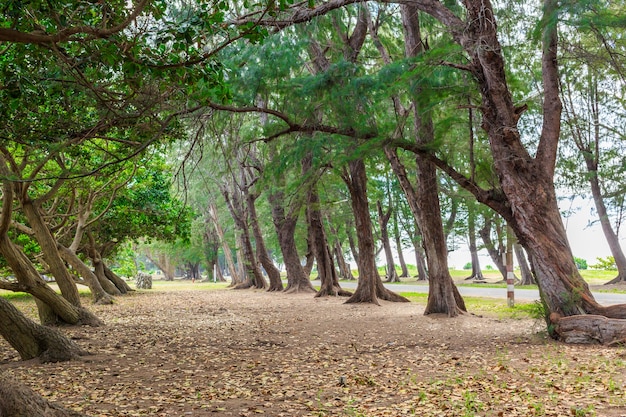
[574,257,588,270]
[463,262,472,270]
[590,256,617,271]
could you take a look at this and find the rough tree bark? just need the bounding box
[102,263,134,294]
[304,156,351,297]
[220,178,267,290]
[401,0,626,331]
[0,180,100,326]
[343,159,408,304]
[0,296,87,362]
[58,245,115,305]
[247,189,283,292]
[0,373,86,417]
[268,188,315,294]
[20,196,83,307]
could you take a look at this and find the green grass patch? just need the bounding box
[398,291,537,319]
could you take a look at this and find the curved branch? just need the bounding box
[204,101,376,141]
[390,139,512,221]
[0,0,150,45]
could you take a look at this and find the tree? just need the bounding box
[560,61,626,284]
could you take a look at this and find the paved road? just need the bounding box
[315,280,626,306]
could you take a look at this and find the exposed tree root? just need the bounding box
[266,284,284,292]
[232,281,254,290]
[376,286,410,302]
[550,313,626,345]
[94,294,115,306]
[284,282,316,294]
[604,274,626,285]
[315,285,352,298]
[0,373,86,417]
[77,308,104,327]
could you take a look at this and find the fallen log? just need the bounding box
[550,313,626,345]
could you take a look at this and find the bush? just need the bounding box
[463,262,472,270]
[574,257,588,270]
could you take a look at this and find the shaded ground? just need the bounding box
[1,287,626,416]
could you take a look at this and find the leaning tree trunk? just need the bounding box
[58,245,115,305]
[377,200,400,283]
[584,158,626,284]
[208,202,240,286]
[268,189,315,294]
[20,198,82,307]
[103,263,134,294]
[0,373,87,417]
[395,234,409,278]
[0,296,87,362]
[515,243,536,285]
[478,217,508,279]
[325,218,354,280]
[0,235,100,326]
[343,159,408,304]
[247,191,283,292]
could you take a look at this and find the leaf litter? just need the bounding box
[1,288,626,416]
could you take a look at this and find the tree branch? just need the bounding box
[0,0,150,44]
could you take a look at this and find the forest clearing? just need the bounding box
[2,281,626,417]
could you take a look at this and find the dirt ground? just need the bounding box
[1,287,626,416]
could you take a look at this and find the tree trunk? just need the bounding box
[333,240,354,280]
[325,218,354,280]
[20,198,82,307]
[247,191,283,291]
[395,233,409,278]
[377,200,400,283]
[585,159,626,284]
[385,146,463,313]
[562,71,626,285]
[0,235,101,326]
[103,263,134,293]
[208,202,240,286]
[515,243,536,285]
[58,245,115,305]
[268,189,315,294]
[447,0,626,322]
[465,205,484,280]
[220,179,267,290]
[306,173,351,298]
[343,159,407,304]
[478,217,507,279]
[550,313,626,345]
[0,373,87,417]
[0,296,87,362]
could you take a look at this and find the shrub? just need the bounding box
[574,257,588,270]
